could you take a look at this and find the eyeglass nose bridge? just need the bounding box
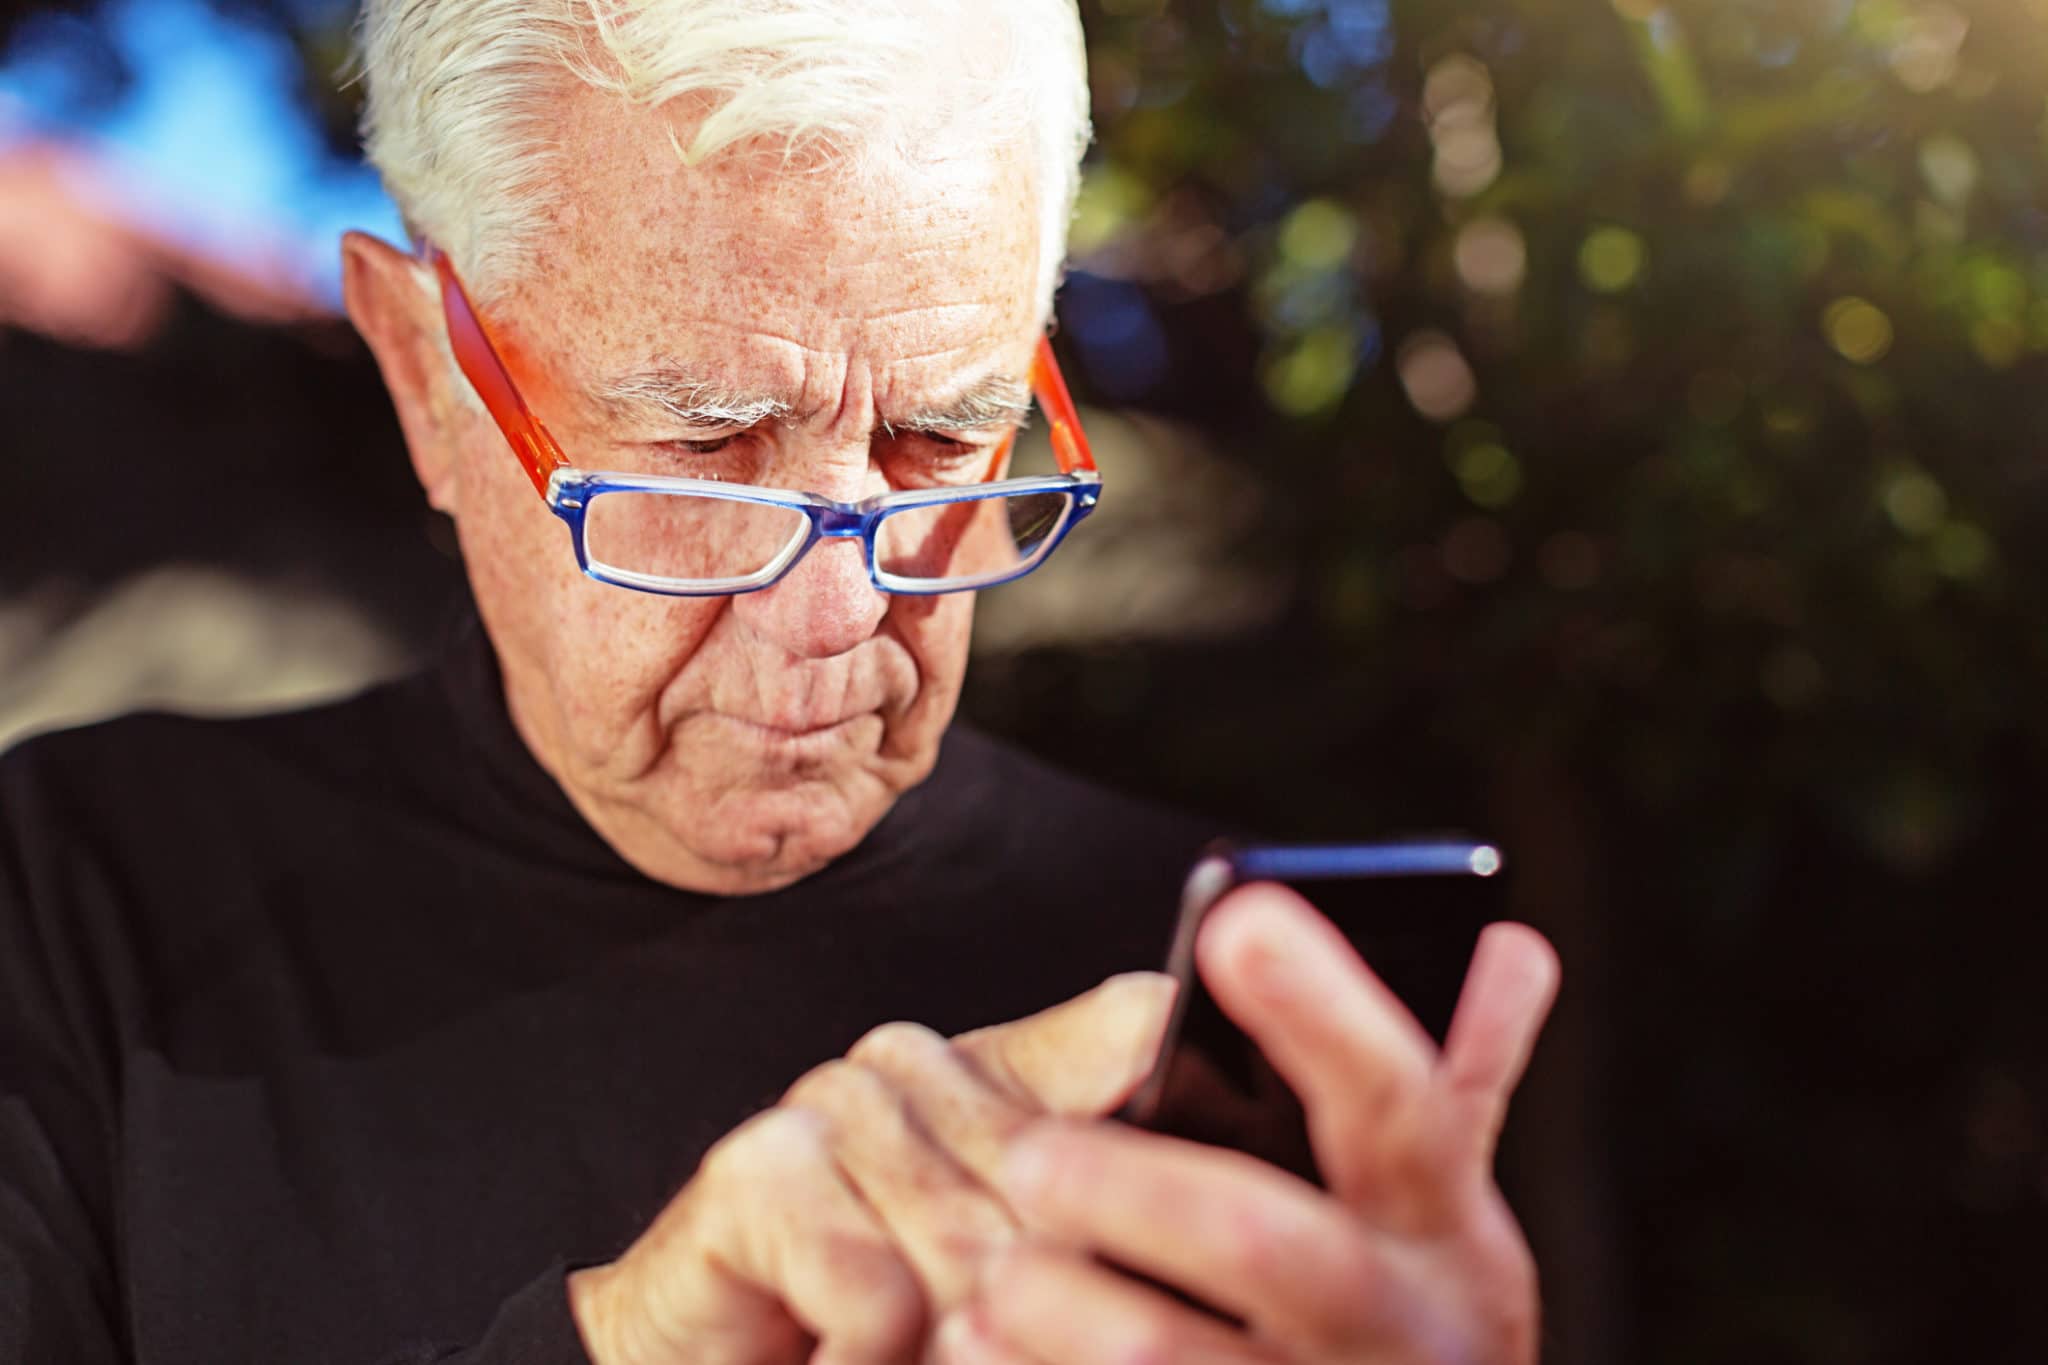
[810,502,872,539]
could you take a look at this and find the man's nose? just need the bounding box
[734,535,888,658]
[730,452,890,658]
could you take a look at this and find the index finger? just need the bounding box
[1196,884,1437,1201]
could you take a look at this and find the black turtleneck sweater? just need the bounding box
[0,617,1215,1364]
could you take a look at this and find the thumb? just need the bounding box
[953,972,1178,1117]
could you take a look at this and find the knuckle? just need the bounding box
[1218,1195,1298,1282]
[784,1057,881,1120]
[932,1224,1009,1273]
[1016,1130,1087,1209]
[1313,1232,1387,1341]
[892,1146,972,1206]
[707,1105,828,1182]
[850,1019,946,1071]
[916,1231,1000,1310]
[1220,1196,1383,1335]
[1359,1076,1416,1133]
[781,1057,838,1104]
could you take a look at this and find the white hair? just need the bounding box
[356,0,1092,316]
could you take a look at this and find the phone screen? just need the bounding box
[1117,841,1504,1186]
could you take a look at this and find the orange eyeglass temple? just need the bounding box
[1029,335,1096,476]
[431,249,566,498]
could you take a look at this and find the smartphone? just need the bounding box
[1117,840,1505,1186]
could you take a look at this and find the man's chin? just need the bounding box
[699,795,878,884]
[620,770,899,894]
[564,712,942,894]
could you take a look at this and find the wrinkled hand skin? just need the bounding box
[567,972,1178,1365]
[930,886,1562,1365]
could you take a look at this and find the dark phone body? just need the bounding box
[1117,841,1504,1187]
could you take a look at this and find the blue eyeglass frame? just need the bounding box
[424,243,1103,598]
[546,467,1100,597]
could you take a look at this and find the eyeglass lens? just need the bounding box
[873,490,1074,586]
[583,494,810,587]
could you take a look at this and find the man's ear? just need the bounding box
[342,230,465,514]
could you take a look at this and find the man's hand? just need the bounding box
[936,885,1561,1365]
[567,972,1176,1365]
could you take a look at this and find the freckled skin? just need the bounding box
[362,87,1046,895]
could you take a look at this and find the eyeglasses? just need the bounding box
[426,247,1100,596]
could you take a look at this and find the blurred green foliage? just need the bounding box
[1071,0,2048,877]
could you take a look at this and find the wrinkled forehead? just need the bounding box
[491,86,1047,383]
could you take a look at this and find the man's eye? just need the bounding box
[903,434,982,463]
[667,436,740,456]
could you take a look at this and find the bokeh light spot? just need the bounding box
[1450,441,1523,509]
[1882,468,1947,536]
[1264,323,1361,417]
[1970,263,2026,322]
[1453,217,1527,296]
[1278,199,1358,271]
[1398,330,1478,422]
[1972,319,2025,369]
[1068,165,1150,256]
[1762,398,1818,439]
[1422,54,1493,129]
[1433,127,1502,199]
[1889,3,1969,93]
[1824,297,1894,364]
[1062,272,1169,399]
[1918,134,1979,205]
[1579,227,1646,293]
[1932,522,1993,579]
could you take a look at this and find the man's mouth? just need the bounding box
[708,711,881,752]
[726,715,857,738]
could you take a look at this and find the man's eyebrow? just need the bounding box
[885,374,1033,434]
[587,367,1033,434]
[587,367,799,431]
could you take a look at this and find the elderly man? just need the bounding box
[0,1,1559,1362]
